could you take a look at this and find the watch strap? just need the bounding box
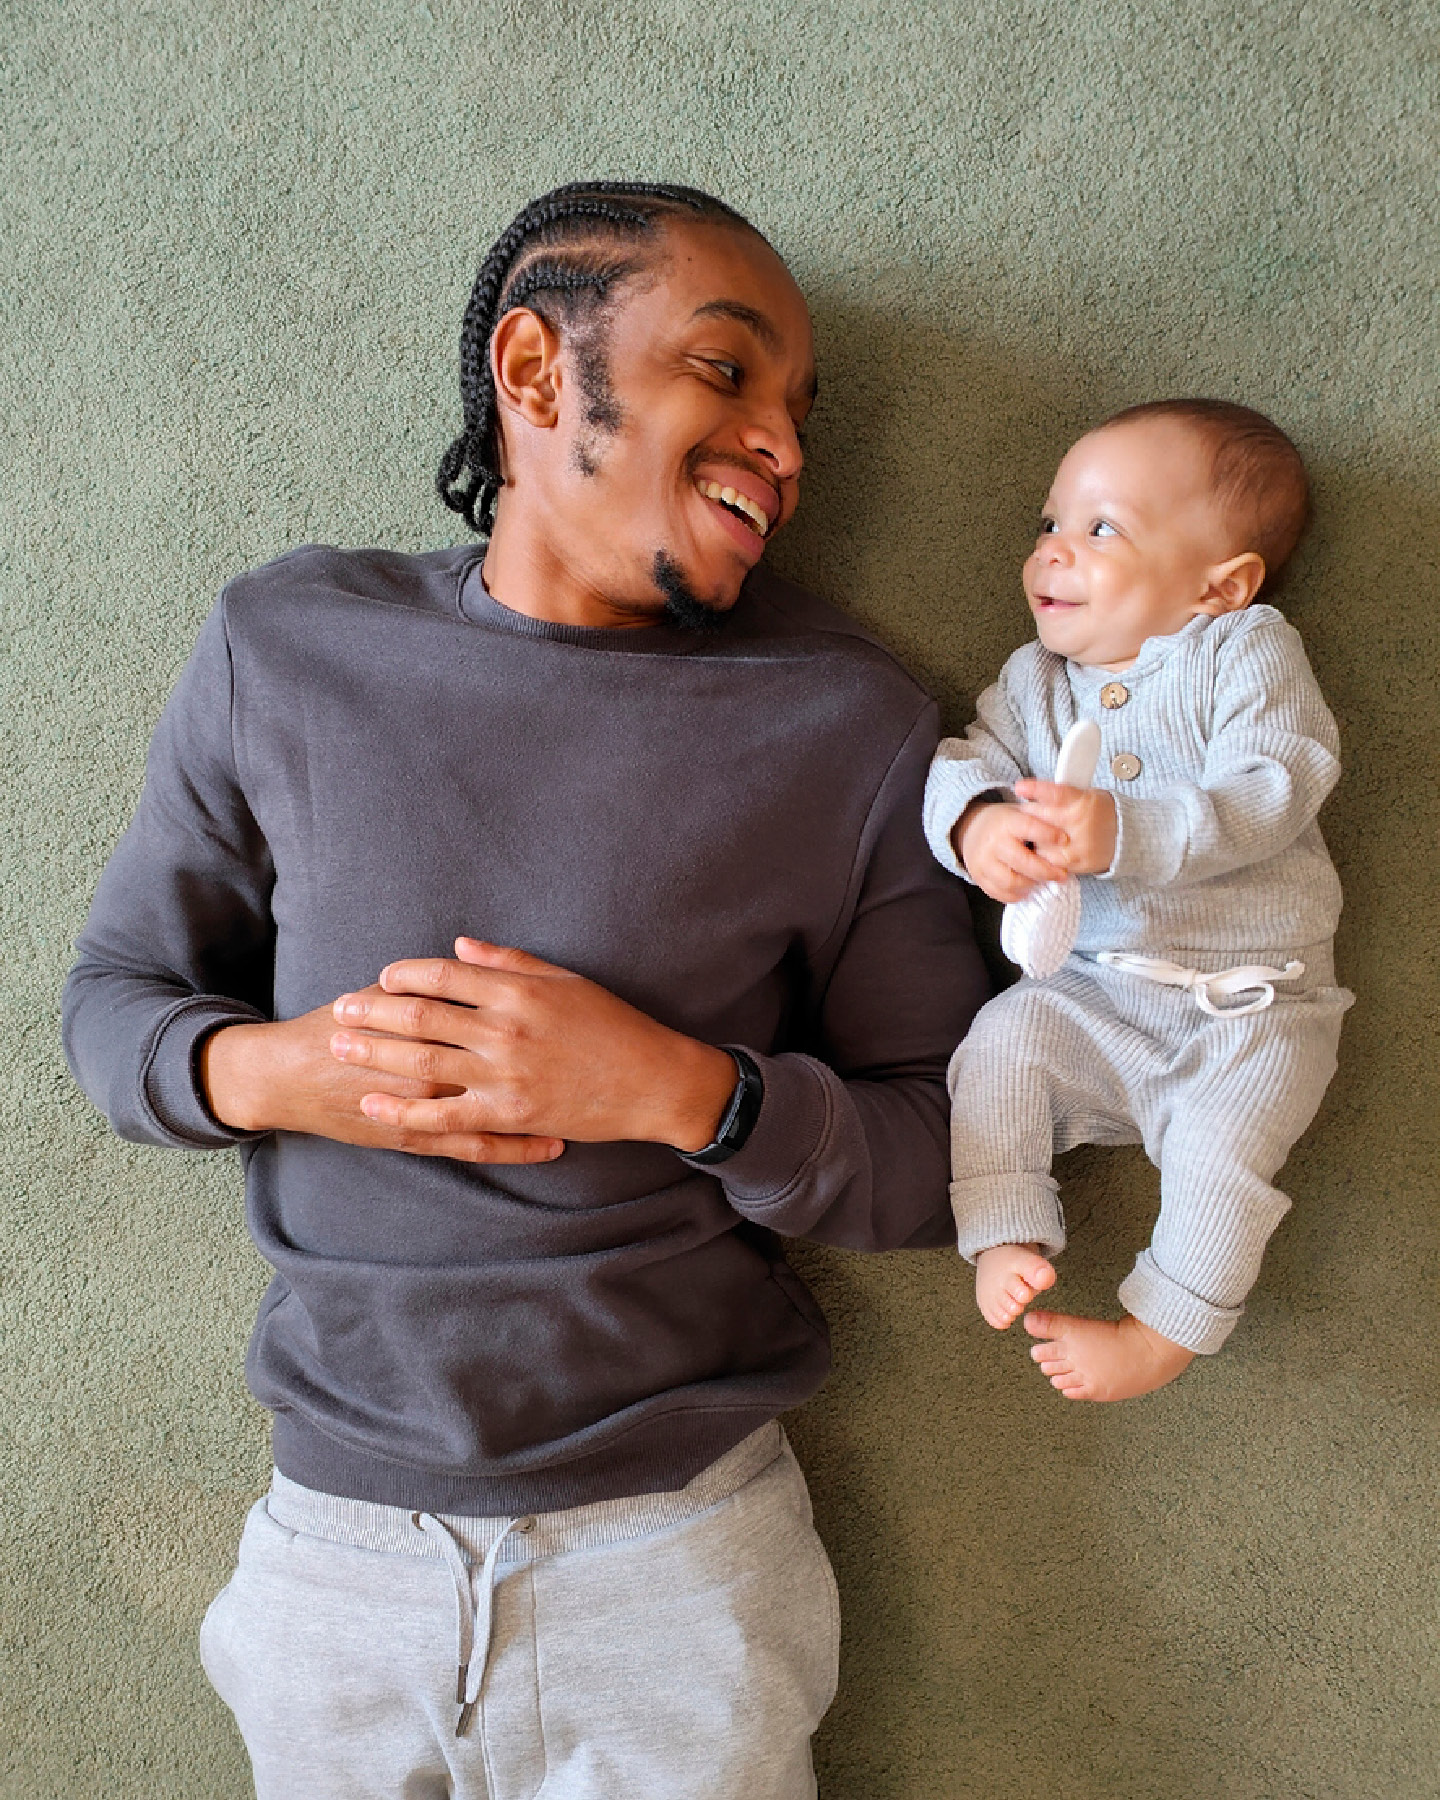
[684,1048,765,1165]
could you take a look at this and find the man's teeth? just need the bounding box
[698,480,768,537]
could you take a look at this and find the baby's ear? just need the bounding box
[1200,551,1266,615]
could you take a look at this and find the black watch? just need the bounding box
[684,1049,765,1165]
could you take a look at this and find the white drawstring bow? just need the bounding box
[1096,952,1305,1017]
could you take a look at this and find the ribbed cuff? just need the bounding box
[1104,795,1185,887]
[682,1050,830,1213]
[1118,1249,1242,1354]
[141,996,269,1148]
[950,1172,1066,1263]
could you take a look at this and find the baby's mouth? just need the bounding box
[696,478,771,539]
[1034,594,1081,610]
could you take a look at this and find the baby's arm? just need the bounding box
[924,662,1068,900]
[1097,613,1338,890]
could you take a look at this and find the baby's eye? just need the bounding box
[1090,519,1118,538]
[1038,516,1058,534]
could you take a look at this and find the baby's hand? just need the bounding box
[955,799,1070,902]
[1012,781,1118,877]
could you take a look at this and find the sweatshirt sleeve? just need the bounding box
[1106,612,1341,890]
[922,666,1033,879]
[61,595,276,1148]
[688,703,990,1250]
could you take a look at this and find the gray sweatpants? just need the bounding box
[948,953,1353,1353]
[199,1425,839,1800]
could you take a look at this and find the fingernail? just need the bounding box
[547,1140,565,1159]
[334,995,367,1019]
[331,1032,353,1055]
[360,1096,382,1119]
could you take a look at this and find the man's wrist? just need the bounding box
[199,1020,273,1133]
[683,1050,765,1164]
[658,1037,750,1154]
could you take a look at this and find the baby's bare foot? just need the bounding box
[1022,1309,1195,1401]
[975,1243,1056,1329]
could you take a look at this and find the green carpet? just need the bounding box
[3,3,1436,1795]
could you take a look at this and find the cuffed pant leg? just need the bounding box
[947,978,1133,1261]
[1122,988,1350,1354]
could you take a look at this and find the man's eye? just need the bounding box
[709,360,743,387]
[1090,520,1118,538]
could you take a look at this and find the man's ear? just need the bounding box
[1197,551,1266,616]
[491,307,563,430]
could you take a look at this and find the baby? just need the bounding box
[926,399,1352,1401]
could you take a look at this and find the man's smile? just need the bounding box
[696,478,771,537]
[692,464,781,543]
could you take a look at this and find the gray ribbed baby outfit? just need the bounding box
[925,606,1353,1353]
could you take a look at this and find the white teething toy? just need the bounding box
[999,718,1102,980]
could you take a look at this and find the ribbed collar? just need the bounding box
[457,554,717,656]
[1068,611,1215,687]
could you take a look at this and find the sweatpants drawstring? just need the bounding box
[1096,952,1305,1017]
[415,1511,533,1737]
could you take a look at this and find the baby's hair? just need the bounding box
[1100,398,1311,593]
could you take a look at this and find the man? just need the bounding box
[64,182,987,1799]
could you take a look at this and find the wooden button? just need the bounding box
[1100,682,1129,709]
[1111,752,1142,781]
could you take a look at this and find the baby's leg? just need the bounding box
[949,977,1130,1328]
[1119,989,1349,1358]
[1024,987,1349,1401]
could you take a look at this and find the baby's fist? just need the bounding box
[1011,782,1118,876]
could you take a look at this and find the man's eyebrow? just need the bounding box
[690,300,819,402]
[690,299,783,350]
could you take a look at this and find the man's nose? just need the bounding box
[741,406,804,484]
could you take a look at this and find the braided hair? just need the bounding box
[438,182,759,536]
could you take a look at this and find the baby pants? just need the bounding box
[199,1423,839,1800]
[947,954,1352,1352]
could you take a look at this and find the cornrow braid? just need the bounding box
[438,182,759,535]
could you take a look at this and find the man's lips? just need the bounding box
[692,468,780,540]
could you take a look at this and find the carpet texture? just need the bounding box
[3,3,1436,1795]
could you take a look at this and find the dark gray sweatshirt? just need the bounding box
[63,544,987,1512]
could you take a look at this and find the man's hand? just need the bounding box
[199,988,566,1164]
[1012,780,1118,877]
[326,938,739,1160]
[954,799,1071,903]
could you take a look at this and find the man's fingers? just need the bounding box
[359,1091,563,1163]
[334,986,486,1043]
[453,937,564,976]
[331,1030,481,1089]
[375,955,508,1007]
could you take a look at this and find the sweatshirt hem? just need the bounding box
[271,1405,788,1515]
